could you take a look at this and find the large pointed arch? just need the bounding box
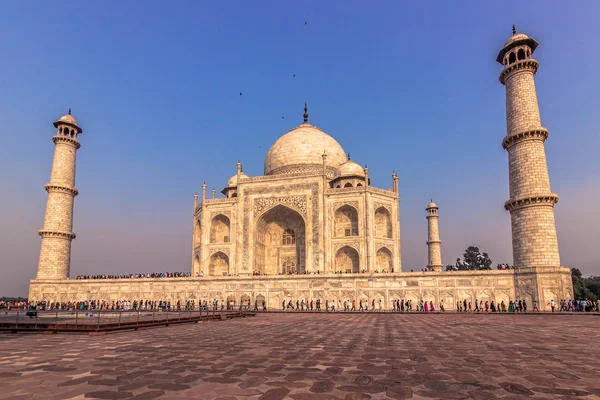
[254,204,306,275]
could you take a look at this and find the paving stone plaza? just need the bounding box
[1,313,599,400]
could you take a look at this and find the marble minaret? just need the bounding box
[36,110,82,279]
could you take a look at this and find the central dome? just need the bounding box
[264,122,347,175]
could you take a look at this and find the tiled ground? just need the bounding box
[0,313,599,400]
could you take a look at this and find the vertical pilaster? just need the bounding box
[191,193,198,273]
[364,166,372,272]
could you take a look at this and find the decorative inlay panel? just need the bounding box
[209,246,230,257]
[374,202,391,213]
[333,200,359,211]
[333,241,361,253]
[210,211,232,219]
[254,196,307,219]
[375,242,393,252]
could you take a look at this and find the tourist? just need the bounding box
[508,300,515,313]
[474,299,479,312]
[548,299,556,312]
[424,301,428,312]
[429,301,435,312]
[484,301,489,312]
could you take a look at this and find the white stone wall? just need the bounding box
[29,268,573,311]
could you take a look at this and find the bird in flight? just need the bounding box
[281,116,285,119]
[293,74,296,78]
[305,21,307,25]
[239,92,242,96]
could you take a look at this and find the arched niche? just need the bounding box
[335,246,359,273]
[374,207,392,238]
[335,205,359,237]
[209,251,229,277]
[376,247,392,272]
[210,214,230,243]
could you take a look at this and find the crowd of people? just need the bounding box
[0,300,29,311]
[3,297,599,313]
[75,272,191,279]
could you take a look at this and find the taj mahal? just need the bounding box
[191,102,402,279]
[28,29,573,310]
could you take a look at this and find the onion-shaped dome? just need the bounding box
[427,200,438,209]
[335,160,365,179]
[264,122,347,176]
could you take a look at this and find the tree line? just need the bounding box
[571,268,600,301]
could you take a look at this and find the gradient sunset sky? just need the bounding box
[1,1,599,297]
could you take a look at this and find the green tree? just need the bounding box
[461,246,493,270]
[571,268,599,301]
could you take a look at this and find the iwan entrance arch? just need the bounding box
[254,204,306,275]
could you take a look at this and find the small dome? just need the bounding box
[264,123,347,175]
[335,160,365,179]
[227,172,248,187]
[53,110,82,133]
[504,33,529,48]
[427,200,438,209]
[58,114,78,126]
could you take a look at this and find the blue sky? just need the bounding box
[1,1,599,296]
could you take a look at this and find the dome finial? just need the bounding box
[347,152,350,161]
[303,102,308,123]
[68,108,72,115]
[512,25,516,35]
